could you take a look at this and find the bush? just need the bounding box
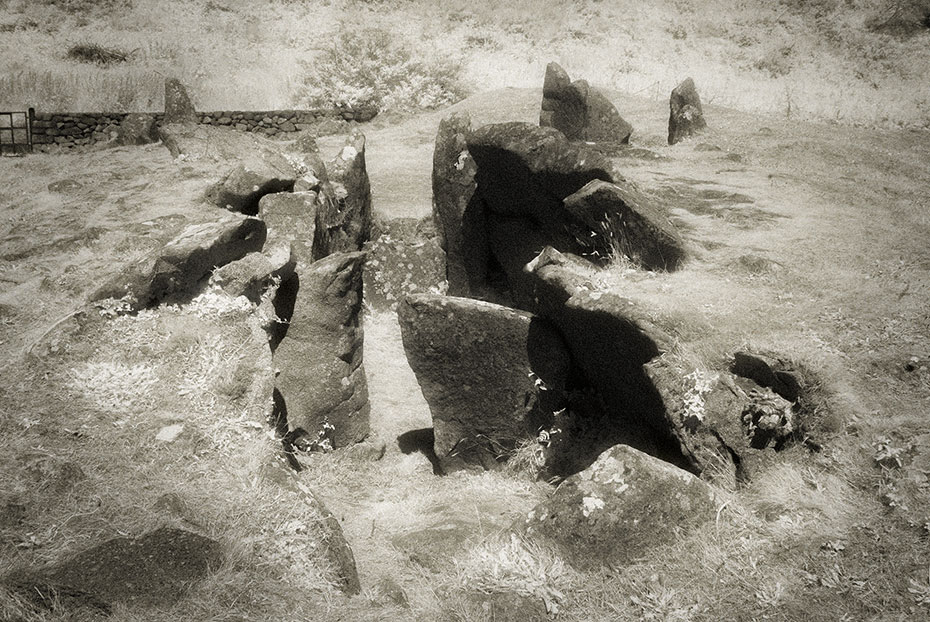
[293,27,465,112]
[66,42,132,66]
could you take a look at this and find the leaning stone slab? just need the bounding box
[562,179,687,271]
[91,212,266,310]
[540,62,633,144]
[313,129,372,259]
[397,294,571,472]
[668,77,707,145]
[274,251,369,448]
[519,444,719,570]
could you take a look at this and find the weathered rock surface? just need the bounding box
[157,124,300,215]
[731,351,802,403]
[397,294,570,472]
[520,444,718,570]
[465,121,619,298]
[540,62,633,144]
[210,247,295,303]
[313,129,372,260]
[163,78,198,125]
[258,191,318,258]
[274,251,369,448]
[456,591,550,622]
[562,179,687,270]
[523,247,700,475]
[91,212,266,310]
[116,113,160,146]
[17,527,223,609]
[261,462,361,595]
[363,216,446,311]
[668,77,707,145]
[431,112,488,296]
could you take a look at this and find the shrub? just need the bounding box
[293,26,465,112]
[66,42,132,66]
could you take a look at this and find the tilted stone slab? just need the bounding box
[519,444,718,570]
[563,179,687,271]
[397,294,570,472]
[274,250,369,448]
[91,212,266,310]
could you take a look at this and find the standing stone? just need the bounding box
[163,78,197,125]
[116,113,159,146]
[258,191,318,259]
[397,294,571,472]
[431,112,489,297]
[313,129,372,260]
[539,62,633,144]
[274,251,369,448]
[668,77,707,145]
[519,444,718,570]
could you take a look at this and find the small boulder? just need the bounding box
[540,62,633,144]
[91,213,267,310]
[35,527,222,607]
[205,163,297,216]
[431,112,489,297]
[668,78,707,145]
[520,444,718,570]
[731,351,801,403]
[163,78,198,125]
[562,179,687,271]
[397,294,570,472]
[274,251,369,448]
[116,113,160,146]
[210,248,295,303]
[313,129,372,259]
[362,216,447,312]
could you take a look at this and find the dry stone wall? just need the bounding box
[30,107,378,150]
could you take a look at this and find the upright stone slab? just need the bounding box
[397,294,570,472]
[539,62,633,144]
[668,77,707,145]
[313,130,372,260]
[519,444,718,570]
[431,112,489,297]
[258,191,318,258]
[163,78,198,125]
[274,251,369,448]
[116,113,159,146]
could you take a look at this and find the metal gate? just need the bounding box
[0,108,34,155]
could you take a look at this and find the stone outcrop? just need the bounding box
[273,251,369,448]
[562,179,687,270]
[397,294,571,472]
[363,216,446,311]
[116,113,159,146]
[668,77,707,145]
[313,129,372,260]
[163,78,198,125]
[91,212,266,310]
[519,444,718,570]
[539,62,633,144]
[431,112,487,297]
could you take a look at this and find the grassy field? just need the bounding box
[0,0,929,128]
